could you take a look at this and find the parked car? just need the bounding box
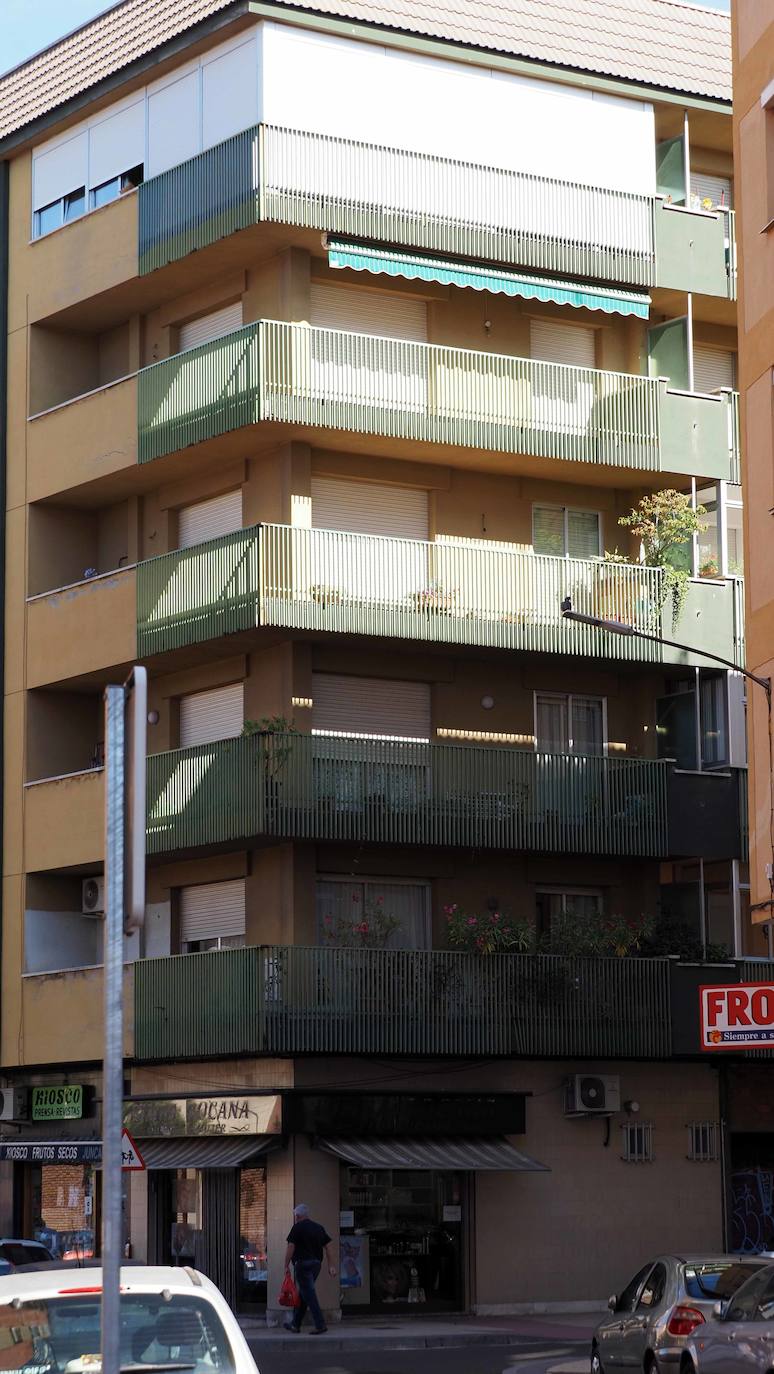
[591,1255,767,1373]
[0,1263,261,1372]
[682,1260,774,1371]
[0,1238,54,1269]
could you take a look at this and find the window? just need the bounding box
[621,1121,654,1163]
[533,505,601,560]
[312,674,431,741]
[178,489,243,550]
[535,889,604,945]
[638,1262,667,1309]
[316,878,430,950]
[178,301,243,352]
[89,164,144,210]
[700,672,728,768]
[724,1266,774,1323]
[689,172,733,211]
[179,682,244,749]
[535,693,606,755]
[687,1122,719,1162]
[179,878,245,954]
[615,1263,653,1313]
[34,187,86,236]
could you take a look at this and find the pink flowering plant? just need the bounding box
[444,904,533,955]
[321,892,403,948]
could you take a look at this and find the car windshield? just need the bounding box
[0,1293,236,1373]
[684,1262,766,1299]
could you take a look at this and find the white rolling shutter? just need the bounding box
[312,674,431,740]
[88,100,145,189]
[33,131,88,211]
[179,682,244,748]
[179,489,243,549]
[310,284,427,342]
[693,346,735,396]
[690,172,733,210]
[180,879,245,946]
[530,319,596,368]
[179,301,243,352]
[311,477,428,538]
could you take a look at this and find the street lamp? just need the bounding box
[560,596,774,934]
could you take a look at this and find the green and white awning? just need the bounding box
[326,239,651,319]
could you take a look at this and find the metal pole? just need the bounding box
[102,685,125,1374]
[687,293,695,393]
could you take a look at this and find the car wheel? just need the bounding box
[644,1357,659,1374]
[591,1346,604,1374]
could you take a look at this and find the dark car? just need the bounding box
[0,1239,54,1271]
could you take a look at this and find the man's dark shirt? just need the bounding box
[287,1218,331,1263]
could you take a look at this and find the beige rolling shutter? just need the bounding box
[311,477,428,539]
[180,879,245,945]
[179,300,243,352]
[310,284,427,342]
[693,345,735,396]
[312,674,431,740]
[530,319,596,368]
[179,682,244,748]
[690,172,733,210]
[178,489,243,550]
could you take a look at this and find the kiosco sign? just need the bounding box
[700,983,774,1049]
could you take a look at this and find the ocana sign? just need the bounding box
[700,983,774,1049]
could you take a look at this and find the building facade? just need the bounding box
[0,0,757,1317]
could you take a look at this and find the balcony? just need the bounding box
[21,966,135,1066]
[24,769,104,871]
[27,375,137,502]
[134,945,672,1061]
[138,123,736,299]
[27,568,136,688]
[138,320,737,481]
[136,523,743,671]
[146,733,669,860]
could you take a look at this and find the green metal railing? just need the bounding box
[138,322,261,462]
[137,521,665,661]
[138,121,657,284]
[146,733,669,858]
[729,388,741,485]
[727,209,737,300]
[134,945,673,1061]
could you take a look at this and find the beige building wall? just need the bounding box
[733,7,774,922]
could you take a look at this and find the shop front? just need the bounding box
[287,1092,547,1315]
[125,1092,283,1309]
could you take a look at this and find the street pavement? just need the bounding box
[251,1341,589,1374]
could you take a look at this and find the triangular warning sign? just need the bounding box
[121,1128,146,1171]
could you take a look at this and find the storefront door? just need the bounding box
[339,1167,464,1313]
[148,1165,267,1311]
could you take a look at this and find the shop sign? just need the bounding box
[0,1141,101,1163]
[31,1085,84,1121]
[124,1094,282,1137]
[700,982,774,1049]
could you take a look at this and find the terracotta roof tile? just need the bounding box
[0,0,730,145]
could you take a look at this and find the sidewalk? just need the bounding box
[239,1308,605,1353]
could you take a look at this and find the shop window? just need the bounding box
[239,1167,268,1306]
[688,1122,719,1162]
[621,1121,654,1163]
[316,878,430,950]
[31,1162,97,1260]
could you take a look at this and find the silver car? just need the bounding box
[591,1255,766,1374]
[683,1261,774,1372]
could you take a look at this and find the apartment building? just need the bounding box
[0,0,757,1316]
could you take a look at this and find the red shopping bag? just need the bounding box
[278,1271,300,1308]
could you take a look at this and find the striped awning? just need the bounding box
[326,239,651,319]
[137,1136,279,1169]
[316,1136,549,1172]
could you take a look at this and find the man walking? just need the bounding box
[283,1202,337,1334]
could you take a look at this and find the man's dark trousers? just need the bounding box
[291,1258,326,1331]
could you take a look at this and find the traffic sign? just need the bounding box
[121,1128,145,1171]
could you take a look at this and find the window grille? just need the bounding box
[687,1121,719,1162]
[621,1121,654,1163]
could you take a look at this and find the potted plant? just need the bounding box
[320,892,402,948]
[613,489,709,628]
[444,904,533,954]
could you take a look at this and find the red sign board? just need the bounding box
[700,982,774,1050]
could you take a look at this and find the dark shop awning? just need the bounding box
[316,1136,549,1172]
[326,239,651,319]
[137,1136,279,1169]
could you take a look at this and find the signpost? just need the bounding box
[102,668,146,1374]
[700,982,774,1049]
[121,1129,146,1172]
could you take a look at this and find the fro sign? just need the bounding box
[700,983,774,1049]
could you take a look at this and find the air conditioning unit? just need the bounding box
[0,1088,29,1123]
[564,1074,621,1117]
[82,877,105,916]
